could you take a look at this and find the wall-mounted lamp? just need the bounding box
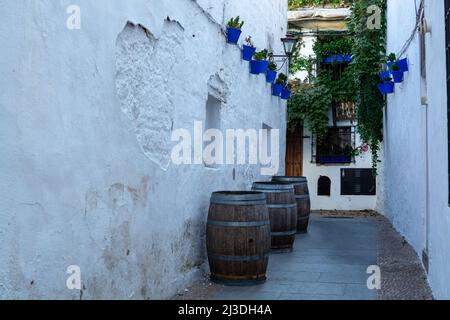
[270,35,300,70]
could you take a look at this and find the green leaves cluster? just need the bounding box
[288,84,332,138]
[288,36,355,138]
[253,49,268,61]
[348,0,387,170]
[227,16,244,29]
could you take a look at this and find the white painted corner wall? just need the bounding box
[0,0,288,299]
[384,0,450,299]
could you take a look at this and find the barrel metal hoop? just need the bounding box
[266,204,297,209]
[207,220,271,228]
[211,193,266,203]
[208,253,269,262]
[272,177,307,183]
[210,200,267,206]
[252,184,294,191]
[252,189,292,194]
[295,195,310,200]
[271,230,297,236]
[297,216,310,221]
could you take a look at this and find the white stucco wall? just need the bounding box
[0,0,287,299]
[385,0,450,299]
[291,29,377,211]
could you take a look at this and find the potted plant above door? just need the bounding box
[281,83,292,100]
[266,60,277,83]
[272,73,287,96]
[250,50,268,75]
[226,16,244,44]
[242,36,256,61]
[378,76,395,95]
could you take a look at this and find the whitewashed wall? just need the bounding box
[385,0,450,299]
[0,0,287,299]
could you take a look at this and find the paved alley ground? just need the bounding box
[176,212,433,300]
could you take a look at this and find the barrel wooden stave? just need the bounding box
[252,182,297,252]
[206,192,270,285]
[272,176,311,233]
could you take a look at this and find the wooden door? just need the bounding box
[285,127,303,177]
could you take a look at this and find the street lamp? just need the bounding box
[281,36,299,58]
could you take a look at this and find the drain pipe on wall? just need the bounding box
[420,14,431,273]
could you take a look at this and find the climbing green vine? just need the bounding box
[348,0,387,170]
[288,36,356,138]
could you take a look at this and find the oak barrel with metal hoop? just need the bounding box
[251,182,297,252]
[206,191,271,286]
[272,176,311,234]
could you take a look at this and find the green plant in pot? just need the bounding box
[266,60,278,83]
[226,16,244,44]
[250,49,269,75]
[272,73,287,96]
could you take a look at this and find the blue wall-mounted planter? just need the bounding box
[250,60,262,75]
[397,58,409,72]
[260,60,269,74]
[266,70,277,83]
[378,82,395,95]
[379,71,391,81]
[227,28,242,44]
[388,58,409,73]
[391,70,404,83]
[323,54,352,64]
[272,84,283,96]
[281,89,291,100]
[242,45,256,61]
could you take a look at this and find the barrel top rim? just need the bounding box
[211,191,267,202]
[252,181,294,190]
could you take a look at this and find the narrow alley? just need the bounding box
[177,212,433,300]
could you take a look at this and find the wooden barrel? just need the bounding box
[206,191,271,286]
[272,176,311,234]
[251,182,297,252]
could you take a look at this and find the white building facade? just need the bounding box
[383,0,450,299]
[0,0,288,299]
[288,9,379,212]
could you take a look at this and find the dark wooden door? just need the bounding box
[285,127,303,177]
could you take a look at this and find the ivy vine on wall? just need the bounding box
[348,0,387,171]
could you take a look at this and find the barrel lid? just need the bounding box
[272,176,307,183]
[211,191,266,203]
[252,181,294,190]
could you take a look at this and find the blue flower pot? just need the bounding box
[281,89,291,100]
[345,54,352,63]
[260,60,269,74]
[335,54,344,63]
[323,55,334,63]
[378,82,394,95]
[227,28,242,44]
[272,84,283,96]
[391,70,404,83]
[379,71,391,81]
[250,60,262,75]
[397,58,409,72]
[266,70,277,83]
[242,45,256,61]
